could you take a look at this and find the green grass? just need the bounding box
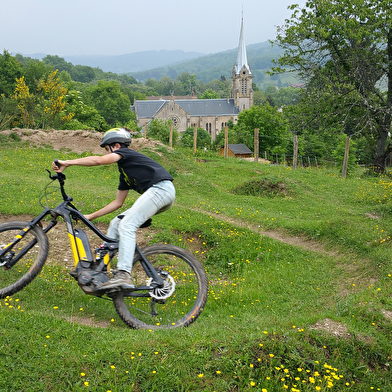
[1,138,392,391]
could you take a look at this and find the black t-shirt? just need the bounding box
[114,148,173,193]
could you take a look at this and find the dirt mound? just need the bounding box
[1,128,165,154]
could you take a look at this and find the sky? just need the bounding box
[1,0,304,57]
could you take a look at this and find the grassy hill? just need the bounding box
[0,133,391,391]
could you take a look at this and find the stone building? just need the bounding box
[132,17,253,141]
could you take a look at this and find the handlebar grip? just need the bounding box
[54,159,61,168]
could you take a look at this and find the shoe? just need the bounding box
[98,270,135,290]
[140,218,152,228]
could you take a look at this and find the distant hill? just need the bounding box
[19,50,205,74]
[19,42,301,90]
[128,41,300,90]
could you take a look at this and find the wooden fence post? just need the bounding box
[193,124,197,155]
[144,123,147,139]
[224,126,228,158]
[169,123,173,148]
[293,134,298,169]
[342,137,350,178]
[254,128,259,162]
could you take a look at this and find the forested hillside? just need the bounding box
[19,42,298,90]
[129,41,298,90]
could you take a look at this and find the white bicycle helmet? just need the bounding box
[100,128,132,148]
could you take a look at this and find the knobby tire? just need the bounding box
[0,221,49,298]
[113,244,208,329]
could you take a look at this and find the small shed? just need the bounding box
[219,144,253,158]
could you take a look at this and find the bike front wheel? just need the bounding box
[113,244,208,329]
[0,221,49,298]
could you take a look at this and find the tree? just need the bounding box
[62,90,107,131]
[273,0,392,170]
[176,73,197,95]
[36,70,71,128]
[234,104,289,154]
[0,50,23,96]
[147,119,179,145]
[12,76,36,128]
[200,89,220,99]
[83,80,132,125]
[180,127,212,148]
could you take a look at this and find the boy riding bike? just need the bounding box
[52,128,175,290]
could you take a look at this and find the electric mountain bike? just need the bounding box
[0,163,208,329]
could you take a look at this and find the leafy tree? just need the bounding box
[176,73,197,95]
[43,55,73,74]
[147,119,178,145]
[200,89,220,99]
[62,90,107,131]
[0,50,23,96]
[253,90,267,106]
[0,94,17,130]
[273,0,392,170]
[180,127,212,148]
[36,70,72,128]
[83,80,132,125]
[234,104,289,154]
[12,76,36,128]
[273,87,301,107]
[21,58,51,93]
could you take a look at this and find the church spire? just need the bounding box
[235,13,251,75]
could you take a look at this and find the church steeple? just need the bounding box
[235,13,251,75]
[231,13,253,111]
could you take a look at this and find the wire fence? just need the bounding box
[261,152,337,169]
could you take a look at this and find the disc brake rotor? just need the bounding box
[146,275,175,300]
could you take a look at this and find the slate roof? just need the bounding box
[228,144,253,154]
[133,99,239,119]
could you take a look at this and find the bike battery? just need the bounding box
[68,229,94,265]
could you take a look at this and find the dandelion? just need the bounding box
[198,373,204,378]
[81,373,86,377]
[110,365,115,369]
[216,371,221,375]
[250,381,256,386]
[269,354,274,358]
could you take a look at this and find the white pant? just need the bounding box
[107,180,175,273]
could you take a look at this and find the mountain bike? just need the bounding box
[0,163,208,329]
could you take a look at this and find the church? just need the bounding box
[132,17,253,141]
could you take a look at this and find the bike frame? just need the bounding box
[0,171,164,289]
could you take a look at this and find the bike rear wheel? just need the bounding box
[113,244,208,329]
[0,221,49,298]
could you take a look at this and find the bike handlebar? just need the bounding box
[46,160,69,201]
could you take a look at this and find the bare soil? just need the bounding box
[1,128,164,155]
